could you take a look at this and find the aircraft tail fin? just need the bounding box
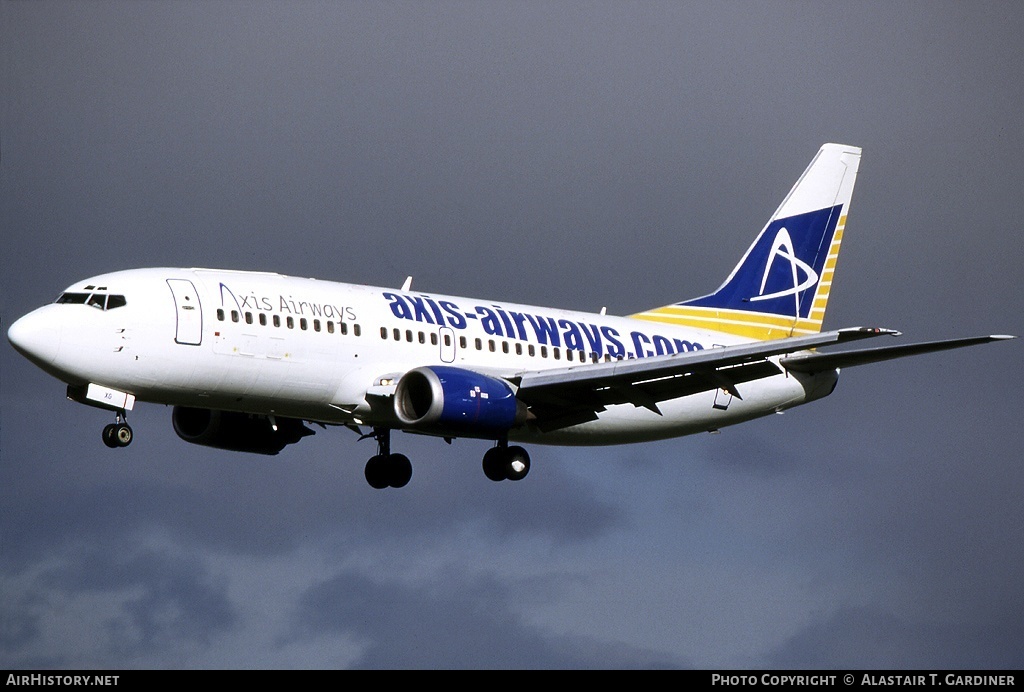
[632,143,862,340]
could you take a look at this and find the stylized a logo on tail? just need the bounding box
[750,227,820,316]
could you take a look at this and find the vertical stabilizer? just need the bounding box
[633,143,862,340]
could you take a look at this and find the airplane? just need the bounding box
[7,143,1014,489]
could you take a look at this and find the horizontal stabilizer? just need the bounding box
[780,335,1016,373]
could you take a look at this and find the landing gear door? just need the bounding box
[166,279,203,345]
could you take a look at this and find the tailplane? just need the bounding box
[633,143,862,340]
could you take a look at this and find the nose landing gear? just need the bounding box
[102,410,133,448]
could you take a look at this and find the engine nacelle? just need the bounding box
[394,366,528,437]
[172,407,314,455]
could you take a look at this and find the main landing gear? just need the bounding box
[102,410,133,448]
[482,441,531,483]
[362,429,532,489]
[363,428,413,489]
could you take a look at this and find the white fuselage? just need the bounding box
[11,268,839,445]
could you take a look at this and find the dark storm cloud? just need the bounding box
[0,595,43,655]
[2,546,235,667]
[766,605,1024,670]
[41,548,236,655]
[290,568,683,669]
[0,410,625,570]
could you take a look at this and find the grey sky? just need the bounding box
[2,1,1022,669]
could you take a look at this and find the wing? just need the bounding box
[779,334,1015,373]
[511,327,898,432]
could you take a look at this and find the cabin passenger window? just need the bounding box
[245,312,253,324]
[418,332,425,344]
[502,342,509,354]
[515,343,522,355]
[488,340,495,352]
[393,328,400,340]
[300,318,308,330]
[475,338,482,350]
[528,345,535,357]
[314,319,321,332]
[405,330,413,342]
[232,310,240,323]
[431,333,438,346]
[259,313,267,326]
[553,347,560,360]
[327,322,334,334]
[353,324,361,336]
[217,309,225,321]
[340,322,348,335]
[287,316,294,329]
[273,315,281,327]
[459,336,466,349]
[380,327,387,339]
[541,346,548,358]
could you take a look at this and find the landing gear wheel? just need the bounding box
[482,445,531,482]
[113,423,133,447]
[365,454,390,489]
[102,424,119,448]
[387,453,412,488]
[102,410,133,449]
[505,446,531,481]
[364,453,414,489]
[102,422,133,448]
[482,447,507,482]
[362,428,414,489]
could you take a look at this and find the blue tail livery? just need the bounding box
[633,143,861,339]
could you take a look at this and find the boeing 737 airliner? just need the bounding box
[7,144,1014,488]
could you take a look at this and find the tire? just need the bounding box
[102,424,119,448]
[364,455,390,489]
[114,424,133,447]
[482,447,507,482]
[388,454,413,488]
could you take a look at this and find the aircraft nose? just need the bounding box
[7,308,63,367]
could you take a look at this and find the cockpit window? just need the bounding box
[56,292,127,310]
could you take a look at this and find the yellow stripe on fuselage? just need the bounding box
[631,305,823,340]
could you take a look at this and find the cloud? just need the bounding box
[2,546,235,667]
[289,567,684,669]
[766,605,1024,669]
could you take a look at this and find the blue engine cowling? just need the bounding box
[394,366,528,437]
